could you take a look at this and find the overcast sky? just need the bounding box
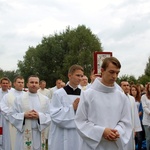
[0,0,150,78]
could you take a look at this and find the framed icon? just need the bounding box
[93,51,112,76]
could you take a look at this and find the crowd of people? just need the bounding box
[0,56,150,150]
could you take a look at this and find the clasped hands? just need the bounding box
[103,128,120,141]
[73,98,80,111]
[24,110,39,119]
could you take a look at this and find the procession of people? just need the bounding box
[0,57,149,150]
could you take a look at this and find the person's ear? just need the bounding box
[101,68,104,73]
[68,73,71,79]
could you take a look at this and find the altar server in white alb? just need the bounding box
[120,81,142,150]
[75,57,132,150]
[1,76,25,150]
[48,79,62,101]
[0,77,10,150]
[48,64,84,150]
[9,75,51,150]
[37,80,49,97]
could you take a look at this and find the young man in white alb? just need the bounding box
[1,76,25,150]
[75,57,132,150]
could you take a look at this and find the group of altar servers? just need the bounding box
[0,56,145,150]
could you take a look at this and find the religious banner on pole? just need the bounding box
[93,51,112,76]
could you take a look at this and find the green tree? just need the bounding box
[145,56,150,76]
[135,56,150,85]
[18,46,39,81]
[117,74,137,85]
[0,68,18,82]
[137,74,150,86]
[3,70,18,82]
[61,25,101,80]
[0,68,4,79]
[17,25,103,87]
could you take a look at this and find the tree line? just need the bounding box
[0,25,150,87]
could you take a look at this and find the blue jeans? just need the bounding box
[144,125,150,150]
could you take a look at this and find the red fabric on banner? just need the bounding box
[0,127,3,135]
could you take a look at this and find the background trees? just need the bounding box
[17,25,103,87]
[137,56,150,85]
[0,68,17,82]
[117,56,150,86]
[1,25,150,87]
[0,68,4,79]
[145,56,150,76]
[117,75,137,85]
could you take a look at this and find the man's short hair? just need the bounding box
[68,64,84,74]
[0,77,10,84]
[27,75,39,82]
[101,57,121,70]
[39,80,46,84]
[13,76,24,83]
